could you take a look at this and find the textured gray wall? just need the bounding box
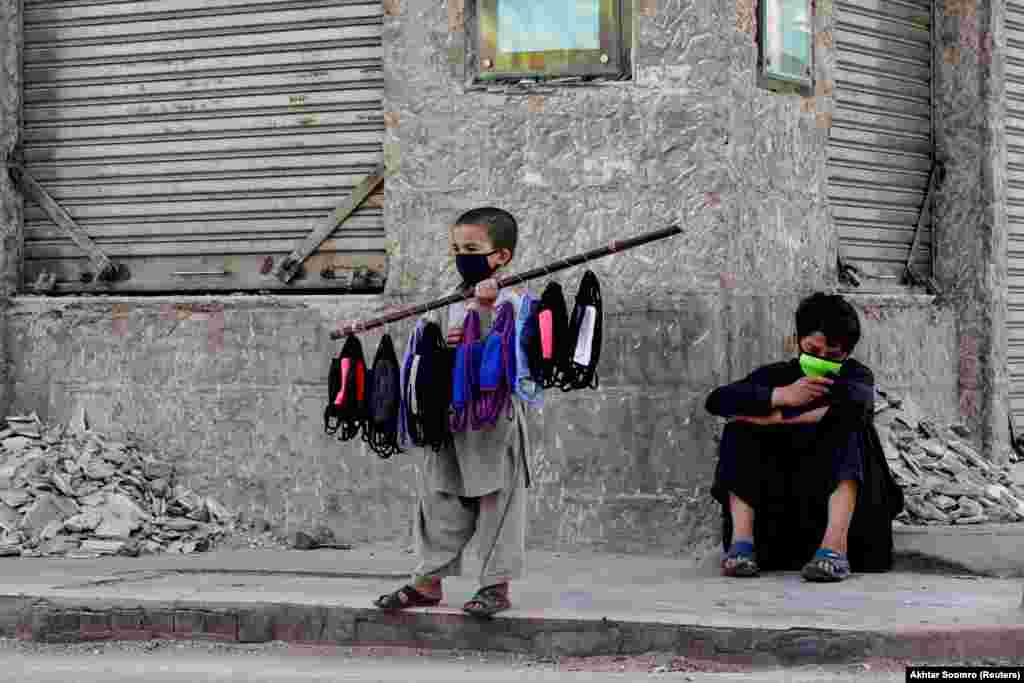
[382,0,838,298]
[0,0,966,555]
[933,0,1010,464]
[4,292,957,555]
[0,0,22,418]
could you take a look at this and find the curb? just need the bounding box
[893,524,1024,578]
[2,595,1022,665]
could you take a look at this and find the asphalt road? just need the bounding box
[0,639,921,683]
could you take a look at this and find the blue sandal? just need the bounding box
[801,548,851,582]
[721,541,759,577]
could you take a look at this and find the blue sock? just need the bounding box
[729,540,755,555]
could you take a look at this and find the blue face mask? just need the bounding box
[456,251,498,287]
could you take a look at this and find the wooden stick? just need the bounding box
[330,225,683,339]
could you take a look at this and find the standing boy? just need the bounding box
[705,292,903,581]
[372,207,531,617]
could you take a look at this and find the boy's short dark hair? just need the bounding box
[454,207,518,256]
[795,292,861,354]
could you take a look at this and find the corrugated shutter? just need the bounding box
[828,0,933,286]
[1007,2,1024,428]
[20,0,386,293]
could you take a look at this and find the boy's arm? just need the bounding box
[777,361,874,422]
[825,361,875,421]
[705,364,786,418]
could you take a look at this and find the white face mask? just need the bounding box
[573,305,598,366]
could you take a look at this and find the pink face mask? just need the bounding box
[539,309,554,360]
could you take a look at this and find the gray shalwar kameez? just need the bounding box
[411,289,532,587]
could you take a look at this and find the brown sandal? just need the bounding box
[373,584,441,610]
[462,584,511,618]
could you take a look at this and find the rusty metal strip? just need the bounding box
[905,162,941,283]
[7,164,120,281]
[273,162,386,284]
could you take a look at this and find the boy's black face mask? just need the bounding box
[456,252,497,287]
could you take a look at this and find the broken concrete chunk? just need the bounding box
[952,497,984,519]
[39,536,79,556]
[0,415,235,558]
[206,498,232,524]
[83,460,117,480]
[935,455,968,476]
[905,496,948,523]
[80,539,125,555]
[63,510,102,533]
[955,514,988,525]
[2,437,33,453]
[929,494,958,511]
[950,423,971,437]
[50,471,74,498]
[0,503,19,532]
[141,540,164,555]
[141,459,173,480]
[18,494,69,536]
[40,519,64,541]
[292,531,317,550]
[0,490,31,508]
[50,495,79,518]
[93,516,136,540]
[0,466,17,489]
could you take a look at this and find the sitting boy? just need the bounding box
[705,292,902,581]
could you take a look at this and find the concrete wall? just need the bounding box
[932,0,1011,464]
[4,291,958,556]
[0,0,23,418]
[0,0,965,555]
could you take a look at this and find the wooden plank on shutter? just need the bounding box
[9,164,122,282]
[273,162,385,284]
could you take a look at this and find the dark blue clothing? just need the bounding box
[705,358,903,573]
[705,357,875,424]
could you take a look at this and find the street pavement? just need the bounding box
[0,639,924,682]
[0,542,1020,665]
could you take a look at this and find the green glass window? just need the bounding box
[477,0,630,80]
[759,0,813,89]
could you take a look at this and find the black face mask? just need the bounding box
[456,251,498,287]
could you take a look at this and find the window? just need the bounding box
[476,0,632,81]
[758,0,813,93]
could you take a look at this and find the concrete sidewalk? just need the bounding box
[0,543,1021,666]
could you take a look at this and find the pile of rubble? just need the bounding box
[875,389,1024,525]
[0,412,236,558]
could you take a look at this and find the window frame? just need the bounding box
[473,0,632,82]
[757,0,814,95]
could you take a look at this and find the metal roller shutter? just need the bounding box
[20,0,386,293]
[828,0,934,286]
[1007,2,1024,429]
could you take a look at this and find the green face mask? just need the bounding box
[799,352,844,378]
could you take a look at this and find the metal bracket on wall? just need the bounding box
[837,254,862,288]
[273,162,385,284]
[903,161,943,295]
[1010,414,1023,460]
[6,164,128,284]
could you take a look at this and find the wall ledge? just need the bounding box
[9,294,387,307]
[838,292,938,308]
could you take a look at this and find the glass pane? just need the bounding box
[497,0,601,52]
[764,0,811,82]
